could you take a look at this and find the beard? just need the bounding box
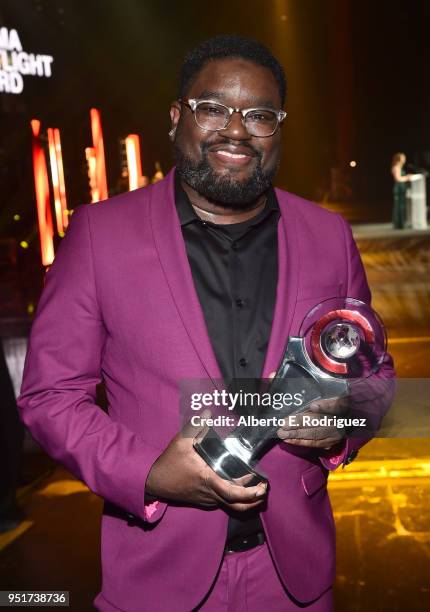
[173,139,279,209]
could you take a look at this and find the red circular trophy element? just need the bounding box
[311,309,375,374]
[299,298,387,379]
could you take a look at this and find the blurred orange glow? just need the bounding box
[47,128,68,233]
[31,119,55,266]
[151,161,164,184]
[125,134,143,191]
[47,128,63,234]
[85,147,99,203]
[54,129,68,229]
[90,108,108,201]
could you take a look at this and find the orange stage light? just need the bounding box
[125,134,143,191]
[90,108,108,201]
[31,119,55,266]
[47,128,69,234]
[85,147,99,203]
[47,128,63,234]
[54,128,68,229]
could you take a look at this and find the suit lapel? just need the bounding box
[261,189,300,378]
[150,171,299,383]
[150,168,223,383]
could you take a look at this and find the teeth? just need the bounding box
[216,150,248,158]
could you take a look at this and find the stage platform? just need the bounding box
[352,222,430,240]
[319,199,429,238]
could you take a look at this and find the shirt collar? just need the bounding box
[174,170,279,228]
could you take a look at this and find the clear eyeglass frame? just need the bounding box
[179,98,287,138]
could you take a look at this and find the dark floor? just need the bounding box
[1,442,428,611]
[0,464,102,609]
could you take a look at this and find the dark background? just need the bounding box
[0,0,429,311]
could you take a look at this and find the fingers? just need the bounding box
[224,499,267,512]
[289,438,340,449]
[190,420,268,511]
[205,469,267,507]
[307,397,349,416]
[278,423,342,440]
[278,424,343,441]
[198,496,264,512]
[280,435,342,449]
[277,409,344,448]
[205,476,267,511]
[228,474,269,511]
[276,397,349,447]
[277,412,343,438]
[231,474,257,487]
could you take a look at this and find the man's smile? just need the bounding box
[207,143,257,168]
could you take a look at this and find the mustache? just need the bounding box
[200,139,262,159]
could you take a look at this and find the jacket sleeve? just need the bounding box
[320,215,396,471]
[17,204,166,523]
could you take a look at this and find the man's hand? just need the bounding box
[266,371,349,450]
[145,411,267,512]
[276,396,350,449]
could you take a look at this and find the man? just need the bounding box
[18,35,394,611]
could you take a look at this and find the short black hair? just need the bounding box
[178,34,287,106]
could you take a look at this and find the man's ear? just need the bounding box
[169,101,181,140]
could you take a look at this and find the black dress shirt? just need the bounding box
[174,172,280,540]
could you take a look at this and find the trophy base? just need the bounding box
[194,428,267,486]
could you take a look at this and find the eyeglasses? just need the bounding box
[179,98,287,138]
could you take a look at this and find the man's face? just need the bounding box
[170,58,284,208]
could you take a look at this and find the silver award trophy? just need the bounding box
[193,298,387,485]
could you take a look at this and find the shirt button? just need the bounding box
[239,358,247,367]
[235,298,245,308]
[231,242,239,251]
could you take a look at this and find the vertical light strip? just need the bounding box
[125,134,143,191]
[53,128,68,230]
[90,108,108,200]
[47,128,63,234]
[85,147,99,203]
[31,119,55,266]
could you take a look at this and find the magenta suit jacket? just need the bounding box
[17,168,394,611]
